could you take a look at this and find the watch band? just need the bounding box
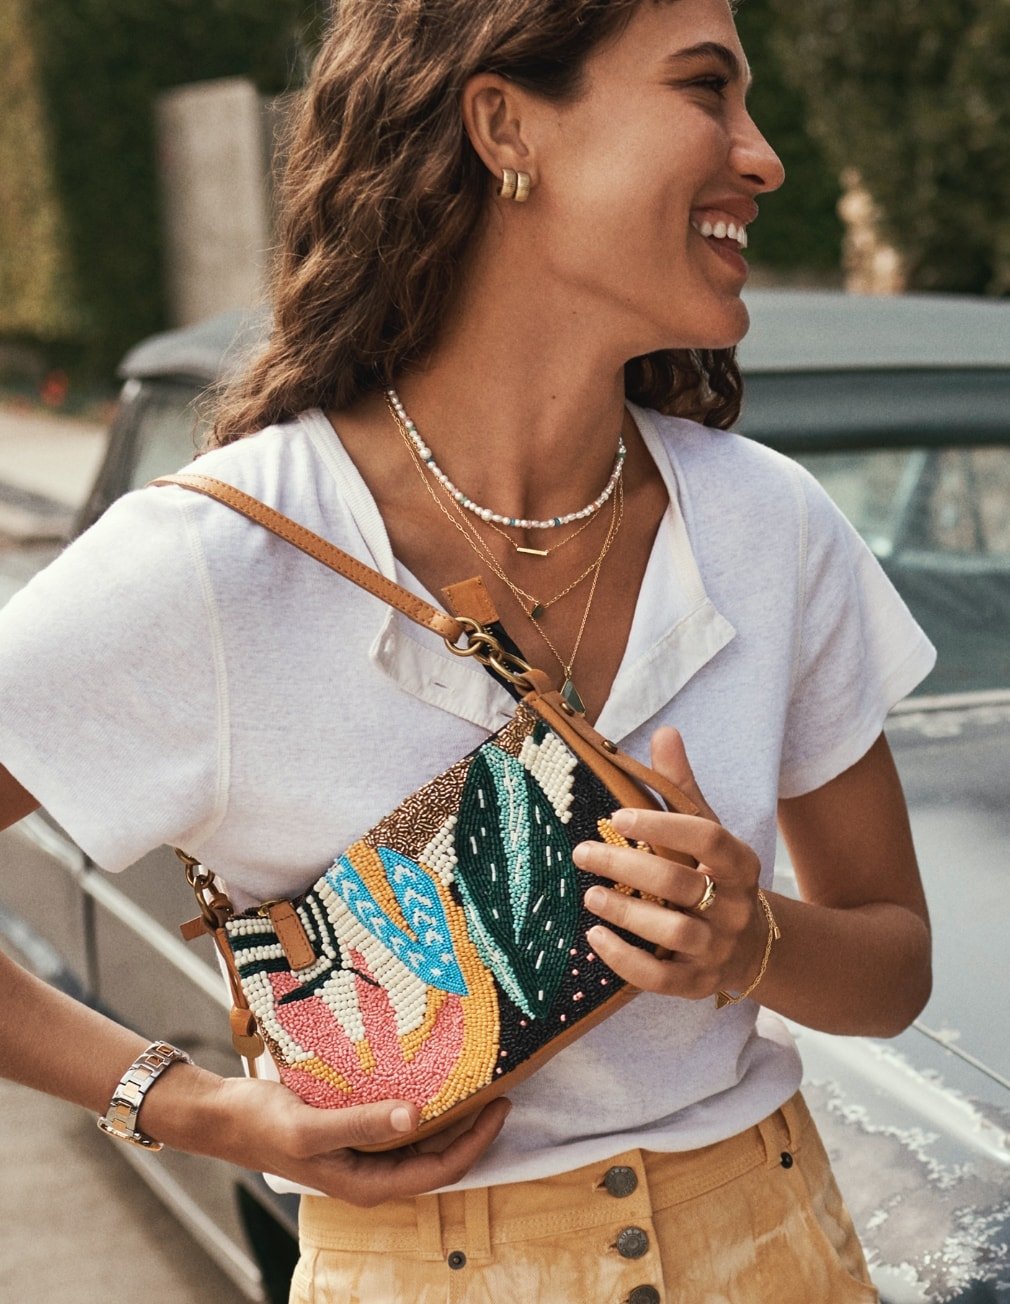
[96,1042,192,1150]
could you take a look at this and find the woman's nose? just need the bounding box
[733,115,786,195]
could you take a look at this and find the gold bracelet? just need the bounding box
[716,889,781,1009]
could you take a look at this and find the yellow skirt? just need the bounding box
[290,1092,878,1303]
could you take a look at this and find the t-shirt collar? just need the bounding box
[304,404,735,741]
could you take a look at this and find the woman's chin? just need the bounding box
[676,304,750,353]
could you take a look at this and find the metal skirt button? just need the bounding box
[603,1165,639,1198]
[447,1250,467,1270]
[627,1288,661,1304]
[615,1226,650,1259]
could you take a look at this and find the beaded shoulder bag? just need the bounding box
[154,474,698,1149]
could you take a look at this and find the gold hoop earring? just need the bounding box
[498,168,518,200]
[514,170,531,203]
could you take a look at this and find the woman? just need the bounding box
[0,0,933,1299]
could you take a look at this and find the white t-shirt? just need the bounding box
[0,403,935,1193]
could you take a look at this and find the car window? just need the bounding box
[794,445,1010,697]
[790,448,923,558]
[916,448,1010,556]
[127,384,208,491]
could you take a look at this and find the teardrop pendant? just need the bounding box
[560,676,586,715]
[529,603,546,620]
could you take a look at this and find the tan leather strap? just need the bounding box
[151,473,464,643]
[521,669,699,821]
[441,576,499,626]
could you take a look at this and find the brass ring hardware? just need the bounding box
[175,847,233,928]
[444,616,496,658]
[444,618,535,689]
[486,650,535,690]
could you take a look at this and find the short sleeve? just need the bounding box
[778,466,936,799]
[0,487,228,871]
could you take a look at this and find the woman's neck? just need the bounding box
[391,250,640,524]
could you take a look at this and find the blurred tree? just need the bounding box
[734,0,844,279]
[5,0,323,378]
[767,0,1010,295]
[0,0,83,354]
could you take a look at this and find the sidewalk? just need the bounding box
[0,408,107,504]
[0,408,108,539]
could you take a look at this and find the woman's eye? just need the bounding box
[692,75,730,97]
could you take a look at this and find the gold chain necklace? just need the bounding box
[389,397,622,713]
[481,507,601,559]
[390,398,621,617]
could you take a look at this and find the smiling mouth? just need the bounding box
[690,218,748,250]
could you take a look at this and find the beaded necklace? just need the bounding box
[386,387,626,533]
[481,506,600,560]
[389,397,623,715]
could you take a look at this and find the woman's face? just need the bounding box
[523,0,785,354]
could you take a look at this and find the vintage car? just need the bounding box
[1,290,1007,1302]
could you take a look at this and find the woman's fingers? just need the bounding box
[649,727,720,823]
[576,816,758,896]
[604,809,759,886]
[214,1079,510,1206]
[583,885,708,953]
[291,1096,421,1158]
[585,924,718,999]
[574,837,720,905]
[322,1099,512,1204]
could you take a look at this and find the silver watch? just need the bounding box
[97,1041,192,1150]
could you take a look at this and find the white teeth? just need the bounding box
[691,216,749,249]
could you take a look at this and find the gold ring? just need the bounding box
[692,874,717,914]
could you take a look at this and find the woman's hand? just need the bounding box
[573,726,766,1001]
[0,945,508,1207]
[153,1072,511,1206]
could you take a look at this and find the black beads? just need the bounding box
[602,1165,639,1198]
[615,1226,649,1260]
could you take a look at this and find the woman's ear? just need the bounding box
[461,73,536,188]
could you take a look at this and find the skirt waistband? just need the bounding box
[299,1092,810,1262]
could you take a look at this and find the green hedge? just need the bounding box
[0,0,82,348]
[767,0,1010,295]
[16,0,320,377]
[735,1,845,278]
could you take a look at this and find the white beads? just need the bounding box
[387,387,626,531]
[420,816,458,887]
[519,730,577,823]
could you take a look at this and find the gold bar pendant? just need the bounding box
[516,546,549,557]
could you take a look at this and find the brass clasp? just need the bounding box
[174,847,233,929]
[444,617,535,690]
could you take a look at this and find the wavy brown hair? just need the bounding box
[208,0,743,447]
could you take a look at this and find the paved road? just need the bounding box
[0,1075,247,1304]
